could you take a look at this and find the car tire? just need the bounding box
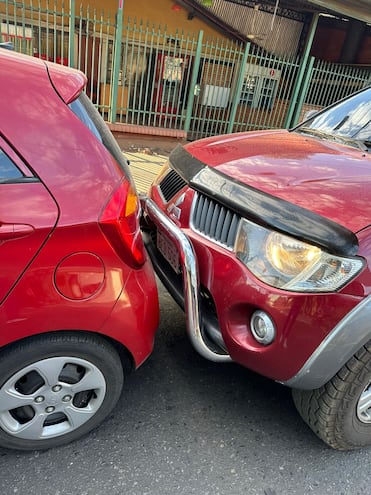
[0,332,124,451]
[292,340,371,450]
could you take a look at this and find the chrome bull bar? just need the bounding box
[141,196,232,363]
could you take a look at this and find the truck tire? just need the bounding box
[292,340,371,450]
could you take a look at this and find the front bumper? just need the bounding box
[141,195,231,363]
[141,194,368,389]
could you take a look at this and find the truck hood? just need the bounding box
[185,130,371,234]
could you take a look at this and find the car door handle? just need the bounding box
[0,223,34,240]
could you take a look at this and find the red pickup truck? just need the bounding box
[142,86,371,450]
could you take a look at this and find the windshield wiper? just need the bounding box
[351,119,371,139]
[330,135,370,152]
[357,140,371,152]
[297,127,370,152]
[296,127,332,139]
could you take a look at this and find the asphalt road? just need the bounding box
[1,282,370,495]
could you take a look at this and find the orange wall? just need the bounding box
[78,0,229,41]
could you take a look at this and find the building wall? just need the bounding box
[311,26,347,62]
[311,17,371,65]
[77,0,229,41]
[357,29,371,64]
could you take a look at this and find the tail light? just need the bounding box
[99,179,146,268]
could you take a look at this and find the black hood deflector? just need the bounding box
[169,145,359,257]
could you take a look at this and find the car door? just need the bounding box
[0,137,59,304]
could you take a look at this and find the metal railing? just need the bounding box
[1,0,370,140]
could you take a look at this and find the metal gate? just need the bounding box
[1,0,370,140]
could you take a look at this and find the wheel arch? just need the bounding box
[0,329,136,375]
[283,295,371,390]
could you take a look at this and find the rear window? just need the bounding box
[69,93,131,177]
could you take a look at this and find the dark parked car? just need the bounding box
[142,86,371,450]
[0,49,159,450]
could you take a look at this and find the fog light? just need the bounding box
[250,311,276,345]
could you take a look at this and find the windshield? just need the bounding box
[296,87,371,147]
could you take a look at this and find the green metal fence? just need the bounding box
[305,59,371,108]
[1,0,370,141]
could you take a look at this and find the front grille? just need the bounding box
[159,169,187,202]
[191,193,241,249]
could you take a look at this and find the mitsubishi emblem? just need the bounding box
[167,193,185,220]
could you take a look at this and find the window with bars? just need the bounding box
[239,64,280,110]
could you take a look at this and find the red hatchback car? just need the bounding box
[142,87,371,450]
[0,49,159,450]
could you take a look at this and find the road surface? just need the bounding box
[1,282,369,495]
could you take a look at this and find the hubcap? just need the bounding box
[0,357,106,440]
[357,382,371,423]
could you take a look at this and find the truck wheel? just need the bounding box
[0,332,124,451]
[292,340,371,450]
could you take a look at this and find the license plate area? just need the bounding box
[157,229,180,273]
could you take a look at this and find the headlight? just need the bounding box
[235,218,364,292]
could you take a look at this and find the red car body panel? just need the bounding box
[0,49,159,369]
[0,181,58,303]
[185,131,371,233]
[190,232,361,381]
[47,60,87,103]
